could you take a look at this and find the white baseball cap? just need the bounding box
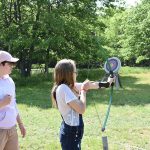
[0,51,19,63]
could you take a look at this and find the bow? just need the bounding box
[101,59,114,132]
[87,57,121,132]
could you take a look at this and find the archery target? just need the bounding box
[104,57,121,73]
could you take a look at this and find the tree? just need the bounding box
[104,0,150,66]
[0,0,105,76]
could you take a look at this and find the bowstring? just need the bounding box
[86,48,103,130]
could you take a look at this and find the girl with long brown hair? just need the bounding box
[51,59,114,150]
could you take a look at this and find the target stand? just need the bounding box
[102,136,109,150]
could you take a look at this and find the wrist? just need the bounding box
[18,122,23,126]
[81,88,87,92]
[98,82,110,88]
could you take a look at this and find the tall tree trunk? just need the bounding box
[44,47,50,74]
[19,49,32,77]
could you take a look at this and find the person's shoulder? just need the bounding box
[57,84,69,91]
[4,75,13,81]
[56,84,71,96]
[8,76,13,80]
[7,75,15,84]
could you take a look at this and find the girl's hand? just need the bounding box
[3,95,11,106]
[107,76,115,86]
[81,79,90,91]
[18,123,26,138]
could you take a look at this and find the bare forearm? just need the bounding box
[17,114,26,138]
[16,114,23,125]
[79,90,87,114]
[89,81,99,89]
[0,95,11,108]
[89,81,112,89]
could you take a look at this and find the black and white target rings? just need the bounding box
[104,57,121,73]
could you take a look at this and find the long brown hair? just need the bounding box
[51,59,76,107]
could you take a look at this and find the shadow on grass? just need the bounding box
[13,69,150,109]
[87,75,150,106]
[13,72,53,109]
[14,69,104,109]
[16,82,52,109]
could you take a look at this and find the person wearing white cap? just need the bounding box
[0,51,26,150]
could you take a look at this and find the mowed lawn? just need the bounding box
[13,67,150,150]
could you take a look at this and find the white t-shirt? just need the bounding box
[0,75,19,129]
[56,83,82,126]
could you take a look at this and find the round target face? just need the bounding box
[104,57,121,73]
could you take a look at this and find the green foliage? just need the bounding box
[104,0,150,66]
[0,0,105,77]
[121,2,150,64]
[104,12,125,56]
[12,69,53,87]
[0,0,149,75]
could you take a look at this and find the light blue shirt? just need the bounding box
[0,75,19,129]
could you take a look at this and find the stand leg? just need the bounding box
[102,136,108,150]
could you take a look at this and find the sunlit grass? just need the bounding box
[13,67,150,150]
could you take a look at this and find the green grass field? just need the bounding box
[13,67,150,150]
